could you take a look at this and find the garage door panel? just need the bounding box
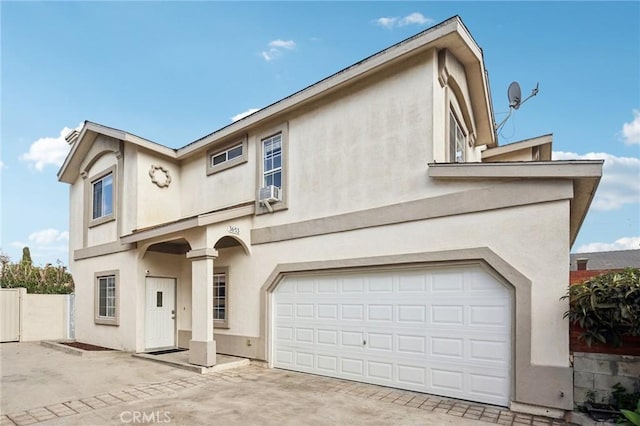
[316,277,338,293]
[368,360,394,380]
[317,329,338,345]
[341,357,364,376]
[431,305,464,325]
[470,338,509,363]
[398,273,427,292]
[368,304,393,321]
[398,364,427,385]
[430,336,464,358]
[367,332,393,351]
[469,305,508,326]
[317,304,338,319]
[342,277,365,292]
[317,354,338,372]
[276,326,294,341]
[398,305,426,323]
[367,275,394,292]
[341,304,364,320]
[397,334,427,354]
[273,266,512,406]
[431,368,464,391]
[469,372,509,398]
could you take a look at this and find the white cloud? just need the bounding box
[375,12,433,29]
[28,228,69,245]
[553,151,640,210]
[0,160,4,170]
[20,126,77,171]
[8,228,69,263]
[231,108,260,122]
[269,39,296,50]
[576,236,640,253]
[621,109,640,145]
[261,39,296,61]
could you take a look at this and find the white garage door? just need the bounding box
[273,265,512,406]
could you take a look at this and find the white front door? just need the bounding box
[273,265,512,406]
[145,277,176,350]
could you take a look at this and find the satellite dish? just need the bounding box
[495,81,540,134]
[508,82,522,110]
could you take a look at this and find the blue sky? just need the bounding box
[1,1,639,265]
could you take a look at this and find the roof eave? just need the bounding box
[428,160,604,247]
[58,121,177,184]
[177,16,491,158]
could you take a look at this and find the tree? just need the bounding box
[0,247,74,294]
[20,247,32,266]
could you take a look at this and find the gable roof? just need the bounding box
[58,16,495,183]
[58,121,177,183]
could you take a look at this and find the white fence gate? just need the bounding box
[0,288,74,342]
[1,288,22,342]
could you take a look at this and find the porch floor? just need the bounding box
[133,349,251,374]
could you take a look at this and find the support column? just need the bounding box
[186,248,218,367]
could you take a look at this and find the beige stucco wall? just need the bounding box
[85,151,119,247]
[21,294,71,341]
[73,250,138,351]
[179,140,257,218]
[180,194,571,368]
[136,149,181,230]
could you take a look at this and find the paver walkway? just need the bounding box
[1,365,571,426]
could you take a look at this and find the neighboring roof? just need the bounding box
[58,16,496,182]
[428,160,603,247]
[570,249,640,271]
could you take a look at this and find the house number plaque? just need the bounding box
[228,226,240,235]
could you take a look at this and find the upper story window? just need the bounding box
[206,136,248,175]
[92,173,113,219]
[263,133,282,188]
[256,124,288,214]
[212,144,243,167]
[449,112,466,163]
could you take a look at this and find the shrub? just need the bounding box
[562,268,639,347]
[0,248,74,294]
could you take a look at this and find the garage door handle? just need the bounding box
[363,340,367,346]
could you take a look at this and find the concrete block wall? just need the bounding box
[573,352,640,406]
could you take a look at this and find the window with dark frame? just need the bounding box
[262,133,282,188]
[211,144,243,167]
[213,272,226,323]
[449,112,465,163]
[98,275,116,319]
[92,173,113,219]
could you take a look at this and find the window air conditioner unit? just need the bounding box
[259,185,281,203]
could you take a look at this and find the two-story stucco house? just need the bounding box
[58,16,602,414]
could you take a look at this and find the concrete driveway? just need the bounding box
[0,342,566,426]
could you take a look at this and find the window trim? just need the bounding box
[206,136,248,175]
[88,166,117,227]
[94,270,119,326]
[213,267,229,329]
[256,123,288,215]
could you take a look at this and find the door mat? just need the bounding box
[146,348,187,356]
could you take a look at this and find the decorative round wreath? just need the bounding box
[149,165,172,188]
